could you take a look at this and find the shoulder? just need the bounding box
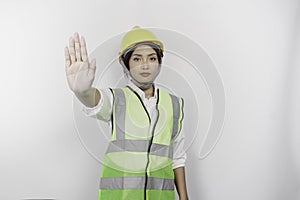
[158,88,184,102]
[108,87,132,102]
[108,87,128,94]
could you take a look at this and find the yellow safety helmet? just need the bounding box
[119,26,164,64]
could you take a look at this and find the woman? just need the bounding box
[64,26,189,200]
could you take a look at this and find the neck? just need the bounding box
[142,84,154,99]
[130,79,155,99]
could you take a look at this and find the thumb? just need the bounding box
[88,58,96,78]
[90,58,96,70]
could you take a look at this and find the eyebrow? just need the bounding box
[132,53,157,57]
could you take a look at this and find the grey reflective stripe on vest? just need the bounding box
[100,176,174,190]
[105,140,173,158]
[170,94,180,139]
[114,88,126,141]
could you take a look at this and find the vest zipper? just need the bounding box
[144,100,159,200]
[126,86,160,200]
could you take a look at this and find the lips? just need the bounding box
[140,73,151,77]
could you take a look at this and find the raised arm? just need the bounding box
[64,32,100,107]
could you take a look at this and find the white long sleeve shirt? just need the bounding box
[81,81,186,169]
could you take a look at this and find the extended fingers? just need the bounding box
[80,36,88,62]
[69,37,76,63]
[74,32,82,62]
[64,46,71,68]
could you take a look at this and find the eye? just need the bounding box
[150,57,157,61]
[133,57,141,62]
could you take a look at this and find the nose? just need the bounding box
[141,64,149,70]
[141,59,149,69]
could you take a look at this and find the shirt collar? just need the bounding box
[126,80,158,100]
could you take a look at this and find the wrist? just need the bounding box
[75,87,94,97]
[179,194,189,200]
[75,87,100,108]
[179,197,188,200]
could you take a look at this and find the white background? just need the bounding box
[0,0,300,199]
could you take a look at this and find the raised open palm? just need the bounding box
[64,32,96,94]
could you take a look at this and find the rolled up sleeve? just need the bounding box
[81,88,113,122]
[172,126,187,169]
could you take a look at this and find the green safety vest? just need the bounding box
[98,86,184,200]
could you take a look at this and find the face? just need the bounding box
[128,44,160,85]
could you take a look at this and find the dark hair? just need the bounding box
[121,42,164,70]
